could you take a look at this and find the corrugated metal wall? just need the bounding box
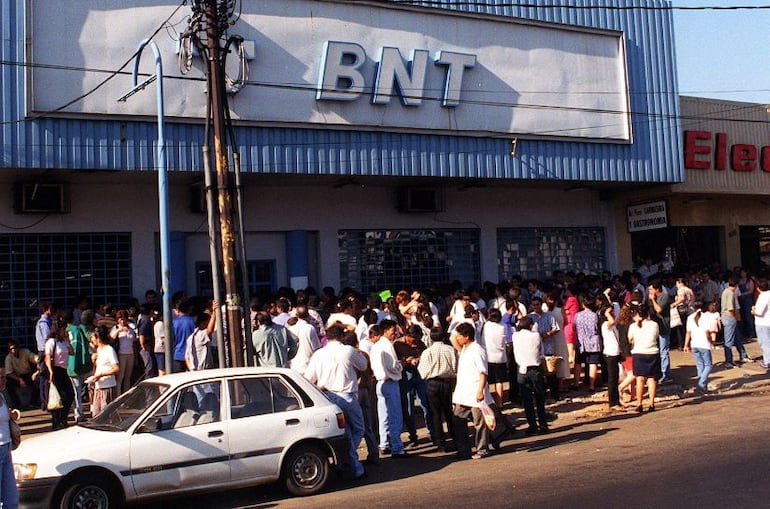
[0,0,682,183]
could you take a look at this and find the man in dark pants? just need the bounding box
[417,327,458,451]
[512,316,549,434]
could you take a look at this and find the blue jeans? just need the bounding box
[70,374,87,422]
[756,325,770,367]
[375,380,404,454]
[722,315,746,363]
[691,348,712,389]
[323,391,364,477]
[0,442,19,509]
[658,334,671,379]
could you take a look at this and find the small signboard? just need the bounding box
[627,200,668,232]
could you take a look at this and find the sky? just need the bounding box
[673,1,770,104]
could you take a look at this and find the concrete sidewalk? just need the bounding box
[548,338,770,420]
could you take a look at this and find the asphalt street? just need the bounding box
[136,373,770,509]
[16,343,770,509]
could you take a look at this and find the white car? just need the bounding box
[14,367,349,508]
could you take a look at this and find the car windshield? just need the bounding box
[83,382,170,432]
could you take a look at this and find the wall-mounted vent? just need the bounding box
[397,188,443,213]
[14,183,69,214]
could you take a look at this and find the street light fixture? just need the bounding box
[118,39,174,375]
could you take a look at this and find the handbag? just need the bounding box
[544,355,564,375]
[47,382,63,410]
[478,400,496,431]
[9,420,21,450]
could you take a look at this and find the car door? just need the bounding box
[227,375,307,482]
[128,380,230,498]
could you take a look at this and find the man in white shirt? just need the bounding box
[512,316,548,435]
[369,319,409,458]
[272,298,291,327]
[287,305,321,375]
[751,279,770,370]
[304,324,369,478]
[450,322,494,460]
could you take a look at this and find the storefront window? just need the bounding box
[0,233,132,347]
[338,229,480,293]
[739,226,770,273]
[195,260,276,303]
[497,227,606,280]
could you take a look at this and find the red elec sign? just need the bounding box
[684,130,770,172]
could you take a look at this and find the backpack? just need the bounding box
[67,324,93,376]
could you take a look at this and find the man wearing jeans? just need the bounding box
[721,277,749,367]
[304,325,369,478]
[369,319,410,458]
[648,282,672,383]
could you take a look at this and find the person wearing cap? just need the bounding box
[4,340,39,409]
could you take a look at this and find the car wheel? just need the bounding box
[282,445,329,496]
[59,474,118,509]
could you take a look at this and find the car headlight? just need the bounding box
[14,463,37,480]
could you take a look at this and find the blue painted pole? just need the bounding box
[129,40,174,375]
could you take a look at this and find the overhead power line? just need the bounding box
[382,1,770,11]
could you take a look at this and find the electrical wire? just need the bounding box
[0,1,188,127]
[1,0,767,168]
[378,1,770,11]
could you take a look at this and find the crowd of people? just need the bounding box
[3,262,770,485]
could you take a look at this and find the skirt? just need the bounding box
[632,353,661,379]
[487,362,508,384]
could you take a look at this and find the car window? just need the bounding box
[229,376,301,419]
[87,382,170,432]
[139,381,221,432]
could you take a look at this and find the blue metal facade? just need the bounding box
[0,0,681,183]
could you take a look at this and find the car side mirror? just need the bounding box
[137,418,163,433]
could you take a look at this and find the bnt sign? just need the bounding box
[684,130,770,172]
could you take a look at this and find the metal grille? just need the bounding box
[195,260,276,304]
[497,227,606,280]
[0,233,132,347]
[339,229,480,294]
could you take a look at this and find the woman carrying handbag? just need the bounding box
[45,319,75,430]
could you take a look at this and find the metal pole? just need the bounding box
[232,152,254,366]
[202,145,227,369]
[205,0,244,367]
[120,39,174,375]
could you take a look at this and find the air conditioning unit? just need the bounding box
[14,183,69,214]
[397,187,443,213]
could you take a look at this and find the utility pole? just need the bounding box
[203,0,244,367]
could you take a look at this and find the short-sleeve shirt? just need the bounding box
[95,346,119,389]
[45,337,69,368]
[452,341,493,408]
